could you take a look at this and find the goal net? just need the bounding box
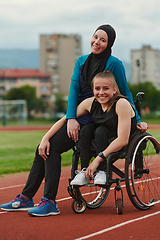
[0,99,27,126]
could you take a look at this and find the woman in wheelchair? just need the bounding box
[70,70,137,186]
[68,71,160,214]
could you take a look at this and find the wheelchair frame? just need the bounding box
[67,93,160,214]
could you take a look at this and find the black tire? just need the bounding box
[76,181,110,209]
[72,199,87,214]
[115,198,123,214]
[125,132,160,210]
[71,151,111,209]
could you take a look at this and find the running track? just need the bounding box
[0,125,160,239]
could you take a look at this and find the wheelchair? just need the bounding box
[67,93,160,214]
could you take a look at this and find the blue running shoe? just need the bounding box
[28,197,60,217]
[0,194,34,211]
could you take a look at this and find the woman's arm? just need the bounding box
[85,98,133,179]
[67,97,94,142]
[66,55,88,120]
[76,97,94,118]
[38,116,66,160]
[107,58,147,132]
[66,56,88,141]
[66,58,81,120]
[107,57,141,122]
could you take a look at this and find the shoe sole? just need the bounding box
[28,211,60,217]
[0,206,35,211]
[94,181,106,185]
[70,183,89,186]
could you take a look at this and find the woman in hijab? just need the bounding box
[66,24,146,142]
[0,24,147,217]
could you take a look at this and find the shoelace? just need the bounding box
[74,168,86,176]
[13,194,21,202]
[37,199,49,208]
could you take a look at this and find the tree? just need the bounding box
[128,81,160,111]
[5,85,48,116]
[54,93,66,113]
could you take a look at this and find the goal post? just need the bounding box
[0,99,28,126]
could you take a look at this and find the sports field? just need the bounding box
[0,125,160,240]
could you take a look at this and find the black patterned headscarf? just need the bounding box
[81,24,116,89]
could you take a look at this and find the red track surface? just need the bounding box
[1,162,160,240]
[0,125,160,239]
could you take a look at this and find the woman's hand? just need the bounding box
[38,137,50,161]
[67,119,80,142]
[85,157,101,180]
[137,122,148,132]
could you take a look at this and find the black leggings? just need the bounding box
[22,123,75,201]
[79,124,116,170]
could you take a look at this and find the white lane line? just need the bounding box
[0,177,67,191]
[74,211,160,240]
[0,211,7,214]
[0,184,25,190]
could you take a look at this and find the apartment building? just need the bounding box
[40,34,82,100]
[131,45,160,89]
[0,69,51,100]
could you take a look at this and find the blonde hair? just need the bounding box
[91,70,125,111]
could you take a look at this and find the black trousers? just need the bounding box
[22,123,75,201]
[79,123,116,170]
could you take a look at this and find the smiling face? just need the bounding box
[90,29,108,55]
[93,76,117,108]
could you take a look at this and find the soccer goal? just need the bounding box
[0,99,27,125]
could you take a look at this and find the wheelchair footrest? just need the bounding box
[67,184,84,203]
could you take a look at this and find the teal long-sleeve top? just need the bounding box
[66,54,141,123]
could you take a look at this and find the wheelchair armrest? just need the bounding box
[107,148,126,164]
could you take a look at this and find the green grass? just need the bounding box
[0,129,159,176]
[0,131,73,176]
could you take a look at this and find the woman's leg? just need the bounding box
[22,146,45,199]
[22,123,75,200]
[94,126,115,171]
[79,123,96,169]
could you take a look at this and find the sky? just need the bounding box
[0,0,160,62]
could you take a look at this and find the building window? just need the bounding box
[41,95,50,100]
[51,74,59,80]
[52,88,59,93]
[6,78,16,83]
[46,40,57,47]
[47,68,55,73]
[40,86,50,92]
[19,78,27,81]
[40,77,50,82]
[0,87,5,92]
[46,53,58,59]
[46,48,58,53]
[46,61,58,68]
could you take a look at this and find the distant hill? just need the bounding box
[0,49,131,81]
[0,49,39,69]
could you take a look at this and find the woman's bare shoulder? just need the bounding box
[116,98,133,114]
[116,98,130,107]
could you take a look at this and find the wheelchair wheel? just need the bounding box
[72,199,87,214]
[125,132,160,210]
[76,180,110,209]
[70,147,112,209]
[115,198,123,214]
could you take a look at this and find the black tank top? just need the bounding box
[90,97,137,137]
